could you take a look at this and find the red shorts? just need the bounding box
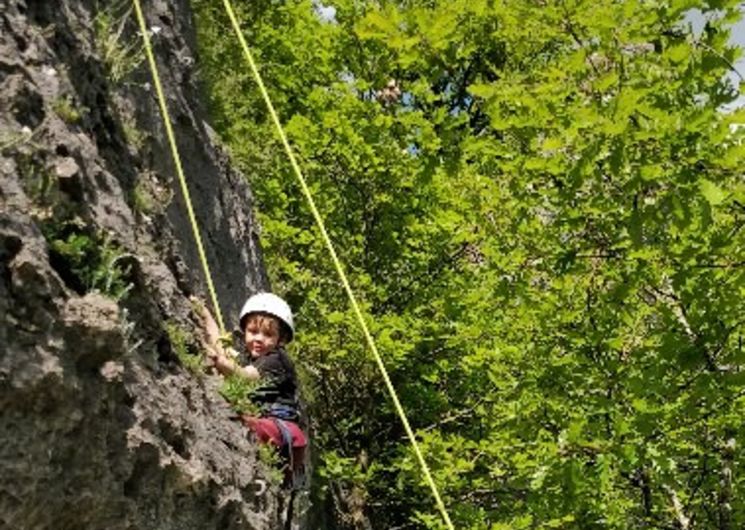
[242,416,308,448]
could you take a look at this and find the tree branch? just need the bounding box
[718,437,735,530]
[647,279,740,373]
[663,484,691,530]
[419,397,488,433]
[696,41,744,83]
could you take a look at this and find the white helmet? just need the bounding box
[239,292,294,342]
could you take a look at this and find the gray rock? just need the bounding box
[0,0,305,528]
[54,156,80,179]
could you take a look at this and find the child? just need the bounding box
[197,292,307,486]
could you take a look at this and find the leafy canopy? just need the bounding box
[193,0,745,528]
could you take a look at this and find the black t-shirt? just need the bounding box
[249,348,298,411]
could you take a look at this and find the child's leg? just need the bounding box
[242,416,308,486]
[242,416,283,447]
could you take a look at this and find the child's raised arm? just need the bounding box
[191,297,260,381]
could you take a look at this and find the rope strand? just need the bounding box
[219,2,455,527]
[132,0,226,334]
[134,0,454,526]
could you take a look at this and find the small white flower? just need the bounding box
[149,25,162,36]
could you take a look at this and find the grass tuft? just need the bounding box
[94,1,144,84]
[52,96,83,124]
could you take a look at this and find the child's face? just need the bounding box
[244,314,282,358]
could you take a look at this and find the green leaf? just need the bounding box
[699,178,726,205]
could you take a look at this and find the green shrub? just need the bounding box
[16,153,57,207]
[42,221,133,300]
[0,127,36,152]
[131,177,155,214]
[130,172,171,215]
[219,373,260,415]
[121,116,146,151]
[257,443,284,484]
[164,321,202,374]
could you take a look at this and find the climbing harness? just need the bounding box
[267,403,301,422]
[237,413,307,489]
[131,0,455,527]
[273,417,306,489]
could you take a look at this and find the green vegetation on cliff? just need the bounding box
[193,1,745,528]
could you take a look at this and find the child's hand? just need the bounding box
[205,348,219,364]
[191,296,221,345]
[191,296,228,371]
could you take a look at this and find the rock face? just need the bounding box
[0,0,303,528]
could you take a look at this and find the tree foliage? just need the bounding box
[192,0,745,528]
